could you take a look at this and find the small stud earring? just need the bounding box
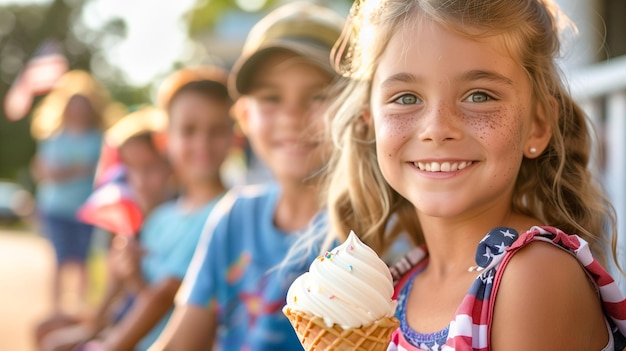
[529,147,537,154]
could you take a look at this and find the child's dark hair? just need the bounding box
[157,66,230,111]
[119,131,168,164]
[167,80,232,113]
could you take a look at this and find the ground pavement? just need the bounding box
[0,228,53,351]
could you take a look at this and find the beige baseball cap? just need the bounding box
[229,1,345,97]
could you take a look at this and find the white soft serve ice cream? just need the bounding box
[285,231,397,329]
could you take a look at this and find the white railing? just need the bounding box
[568,55,626,291]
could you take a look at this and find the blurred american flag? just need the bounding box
[3,39,69,121]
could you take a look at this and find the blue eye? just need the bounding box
[393,94,420,105]
[465,92,492,103]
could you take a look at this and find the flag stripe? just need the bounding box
[3,40,68,121]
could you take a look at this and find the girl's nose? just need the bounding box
[418,103,463,144]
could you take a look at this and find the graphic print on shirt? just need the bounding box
[226,251,251,284]
[239,272,285,327]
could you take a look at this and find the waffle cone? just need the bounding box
[283,307,399,351]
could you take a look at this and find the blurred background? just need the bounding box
[0,0,625,350]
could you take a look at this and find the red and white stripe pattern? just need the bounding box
[387,226,626,351]
[3,40,68,121]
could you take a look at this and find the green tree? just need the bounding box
[0,0,149,182]
[186,0,352,36]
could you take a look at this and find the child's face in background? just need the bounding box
[370,19,547,220]
[63,95,97,133]
[167,92,233,185]
[119,139,173,213]
[242,51,333,183]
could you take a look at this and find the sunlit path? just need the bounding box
[0,229,53,351]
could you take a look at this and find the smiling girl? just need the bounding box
[322,0,626,350]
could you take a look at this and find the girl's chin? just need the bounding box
[411,201,469,219]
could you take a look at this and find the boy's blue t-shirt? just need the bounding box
[37,129,102,218]
[136,198,220,351]
[178,184,322,351]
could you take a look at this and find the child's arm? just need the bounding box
[148,304,217,351]
[85,251,129,334]
[98,277,182,351]
[82,278,124,338]
[32,155,92,182]
[491,241,609,350]
[108,238,147,294]
[37,277,125,351]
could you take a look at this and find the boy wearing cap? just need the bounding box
[150,2,344,350]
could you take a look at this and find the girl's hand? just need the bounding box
[108,236,146,292]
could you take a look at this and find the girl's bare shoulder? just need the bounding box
[491,240,608,350]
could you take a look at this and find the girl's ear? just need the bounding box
[231,98,250,135]
[524,98,555,159]
[362,105,373,125]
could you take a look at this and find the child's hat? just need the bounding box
[157,65,229,110]
[105,106,168,149]
[230,1,345,97]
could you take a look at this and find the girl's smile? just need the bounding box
[409,159,477,179]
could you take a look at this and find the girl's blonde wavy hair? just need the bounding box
[324,0,619,268]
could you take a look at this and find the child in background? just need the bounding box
[321,0,626,350]
[38,107,174,351]
[33,92,104,316]
[80,67,234,351]
[150,3,344,350]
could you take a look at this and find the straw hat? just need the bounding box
[30,70,124,140]
[104,106,168,149]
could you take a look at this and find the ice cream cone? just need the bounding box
[284,307,399,351]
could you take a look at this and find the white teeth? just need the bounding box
[458,161,471,170]
[415,161,473,172]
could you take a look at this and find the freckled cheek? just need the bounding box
[373,113,417,157]
[465,106,526,184]
[464,106,525,149]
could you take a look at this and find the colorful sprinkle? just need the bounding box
[329,294,335,299]
[325,251,332,259]
[293,296,297,303]
[348,245,354,251]
[348,265,353,271]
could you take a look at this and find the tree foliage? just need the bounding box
[187,0,281,36]
[186,0,353,36]
[0,0,147,182]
